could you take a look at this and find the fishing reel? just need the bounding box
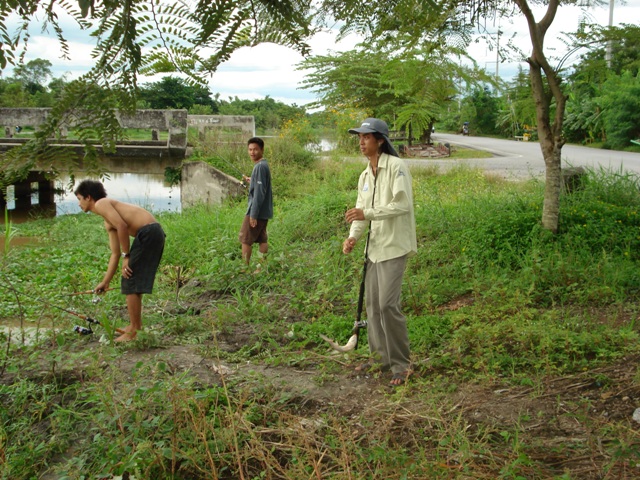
[73,316,100,335]
[73,325,93,335]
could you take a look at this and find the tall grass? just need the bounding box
[2,157,640,478]
[2,208,18,257]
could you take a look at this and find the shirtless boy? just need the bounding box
[74,180,165,342]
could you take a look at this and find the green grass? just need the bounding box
[2,153,640,478]
[449,146,494,159]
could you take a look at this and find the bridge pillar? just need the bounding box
[13,181,32,210]
[166,110,187,156]
[181,161,246,208]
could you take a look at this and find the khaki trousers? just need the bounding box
[365,255,410,374]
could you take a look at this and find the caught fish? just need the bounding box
[319,333,358,353]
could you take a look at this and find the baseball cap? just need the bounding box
[348,117,399,157]
[348,118,390,136]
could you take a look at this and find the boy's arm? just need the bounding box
[95,225,122,292]
[93,199,131,254]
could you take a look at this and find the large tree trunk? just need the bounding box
[515,0,567,233]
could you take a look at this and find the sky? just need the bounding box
[3,1,640,108]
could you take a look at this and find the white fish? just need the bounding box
[319,333,358,352]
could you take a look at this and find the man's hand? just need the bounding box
[122,259,133,279]
[343,237,356,254]
[250,217,257,228]
[94,281,109,294]
[345,208,365,223]
[242,175,251,184]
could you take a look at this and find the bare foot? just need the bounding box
[115,325,135,335]
[389,371,411,387]
[114,331,137,342]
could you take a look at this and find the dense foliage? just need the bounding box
[138,76,220,112]
[2,152,640,477]
[0,0,315,185]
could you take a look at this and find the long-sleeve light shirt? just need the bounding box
[349,153,417,263]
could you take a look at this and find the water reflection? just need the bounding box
[55,172,180,216]
[306,138,337,153]
[2,155,182,223]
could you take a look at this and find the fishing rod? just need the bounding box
[1,281,102,335]
[48,304,102,334]
[320,171,379,353]
[350,168,379,350]
[65,310,124,335]
[319,228,372,353]
[63,287,115,296]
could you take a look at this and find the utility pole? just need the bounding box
[605,0,615,68]
[484,28,501,91]
[495,28,500,82]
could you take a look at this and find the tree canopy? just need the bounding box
[138,76,218,112]
[0,0,316,183]
[2,0,638,233]
[299,42,490,144]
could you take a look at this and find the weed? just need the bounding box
[3,207,18,256]
[3,153,640,478]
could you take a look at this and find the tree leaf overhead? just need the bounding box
[0,0,315,184]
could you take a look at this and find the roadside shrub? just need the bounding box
[279,115,320,149]
[441,310,637,378]
[559,167,640,258]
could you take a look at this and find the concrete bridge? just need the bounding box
[0,109,256,157]
[0,108,189,158]
[188,114,254,141]
[1,109,256,218]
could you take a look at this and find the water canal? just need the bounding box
[2,155,182,223]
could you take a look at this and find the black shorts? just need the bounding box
[238,216,268,245]
[121,223,165,295]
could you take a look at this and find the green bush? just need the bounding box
[266,136,316,169]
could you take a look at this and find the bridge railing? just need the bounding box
[0,108,188,154]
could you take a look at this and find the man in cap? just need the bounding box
[342,118,417,386]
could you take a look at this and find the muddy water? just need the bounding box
[0,317,58,345]
[55,171,180,216]
[0,235,39,251]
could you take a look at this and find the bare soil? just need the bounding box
[115,290,640,478]
[5,290,640,479]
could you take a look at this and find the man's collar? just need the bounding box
[367,153,388,173]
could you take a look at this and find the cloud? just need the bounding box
[3,2,639,106]
[205,29,360,106]
[466,2,640,81]
[209,43,308,101]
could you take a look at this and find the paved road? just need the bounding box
[411,133,640,180]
